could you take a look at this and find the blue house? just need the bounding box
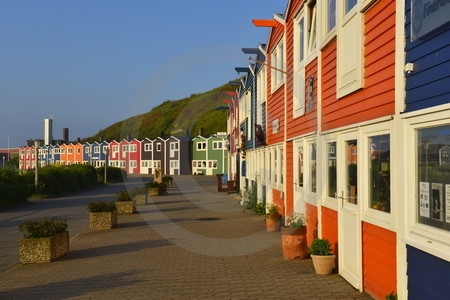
[402,1,450,297]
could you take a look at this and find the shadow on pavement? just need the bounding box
[0,271,144,299]
[63,239,172,261]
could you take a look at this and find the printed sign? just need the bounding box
[446,184,450,223]
[419,182,430,217]
[431,183,443,221]
[411,0,450,41]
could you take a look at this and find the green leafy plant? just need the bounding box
[385,292,398,300]
[243,182,258,210]
[87,201,116,213]
[18,217,68,238]
[116,191,132,202]
[309,238,333,256]
[96,166,127,183]
[253,202,266,215]
[145,181,167,194]
[129,186,147,198]
[285,212,306,228]
[266,203,280,215]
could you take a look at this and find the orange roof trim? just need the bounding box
[252,19,278,27]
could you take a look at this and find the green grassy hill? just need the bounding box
[82,83,233,143]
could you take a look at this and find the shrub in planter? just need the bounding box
[129,186,148,205]
[281,213,308,260]
[162,176,173,187]
[18,217,69,263]
[309,238,336,275]
[265,203,280,232]
[87,201,117,230]
[145,181,166,196]
[96,166,127,183]
[115,191,136,215]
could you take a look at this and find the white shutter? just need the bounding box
[337,6,363,98]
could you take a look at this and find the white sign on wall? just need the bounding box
[411,0,450,41]
[272,119,279,134]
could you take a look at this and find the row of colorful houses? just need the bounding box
[19,134,228,176]
[227,0,449,298]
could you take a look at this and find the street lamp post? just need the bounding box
[104,148,109,184]
[34,140,40,192]
[2,156,5,168]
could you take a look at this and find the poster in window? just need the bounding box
[446,184,450,223]
[419,182,430,217]
[431,183,443,221]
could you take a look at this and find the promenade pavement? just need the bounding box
[0,176,372,299]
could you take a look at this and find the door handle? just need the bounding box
[337,191,344,206]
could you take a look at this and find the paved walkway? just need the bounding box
[0,176,372,299]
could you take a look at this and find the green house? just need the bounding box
[192,133,228,176]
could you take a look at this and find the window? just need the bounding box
[130,160,137,168]
[144,143,152,151]
[77,148,81,154]
[298,146,304,187]
[170,143,178,150]
[274,148,278,184]
[130,144,137,152]
[345,0,357,13]
[157,144,162,152]
[213,142,223,150]
[368,135,390,212]
[113,145,119,152]
[346,140,358,204]
[193,161,197,168]
[310,143,317,193]
[417,125,450,231]
[271,39,285,91]
[122,145,128,152]
[326,0,336,33]
[93,146,99,153]
[327,142,337,197]
[85,147,91,154]
[197,142,207,150]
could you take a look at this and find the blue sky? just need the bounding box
[0,0,285,148]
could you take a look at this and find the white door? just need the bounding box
[337,131,361,289]
[293,140,305,214]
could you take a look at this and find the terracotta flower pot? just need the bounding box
[281,226,307,260]
[265,214,280,232]
[311,254,336,275]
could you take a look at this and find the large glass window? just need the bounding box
[310,143,317,193]
[327,142,337,197]
[345,0,357,13]
[369,135,390,212]
[418,125,450,231]
[298,146,304,187]
[327,0,336,32]
[346,140,358,204]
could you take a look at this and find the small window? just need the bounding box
[326,0,336,33]
[310,143,317,193]
[369,135,390,212]
[157,144,162,152]
[327,142,337,197]
[271,39,285,91]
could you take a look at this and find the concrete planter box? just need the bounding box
[19,231,69,264]
[148,188,160,196]
[116,201,136,215]
[133,194,147,206]
[90,210,117,230]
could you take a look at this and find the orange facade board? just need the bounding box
[305,203,318,246]
[362,222,397,300]
[321,206,338,254]
[74,144,83,164]
[60,144,68,164]
[321,0,395,131]
[285,141,294,216]
[67,144,75,164]
[272,189,285,216]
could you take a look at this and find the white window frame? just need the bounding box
[156,143,162,152]
[144,143,152,151]
[321,133,339,211]
[320,0,337,45]
[197,142,207,151]
[271,38,285,93]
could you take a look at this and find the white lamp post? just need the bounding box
[104,147,109,184]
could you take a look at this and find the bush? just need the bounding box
[18,217,68,238]
[129,186,147,198]
[87,201,116,213]
[266,203,279,215]
[96,166,127,183]
[253,202,266,215]
[309,238,333,256]
[116,191,132,202]
[285,212,306,228]
[0,169,33,207]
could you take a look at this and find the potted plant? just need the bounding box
[309,238,336,275]
[129,186,148,206]
[115,191,136,215]
[18,217,69,263]
[87,201,117,230]
[162,175,173,187]
[281,212,308,260]
[145,181,166,196]
[265,203,280,232]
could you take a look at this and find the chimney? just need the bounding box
[185,129,190,137]
[77,137,81,143]
[160,131,165,138]
[63,128,69,143]
[100,136,104,142]
[199,128,205,136]
[126,134,131,141]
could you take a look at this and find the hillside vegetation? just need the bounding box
[82,83,233,143]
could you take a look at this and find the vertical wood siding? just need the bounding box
[306,203,318,246]
[266,23,285,145]
[321,0,395,131]
[362,222,397,299]
[404,1,450,112]
[407,245,450,299]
